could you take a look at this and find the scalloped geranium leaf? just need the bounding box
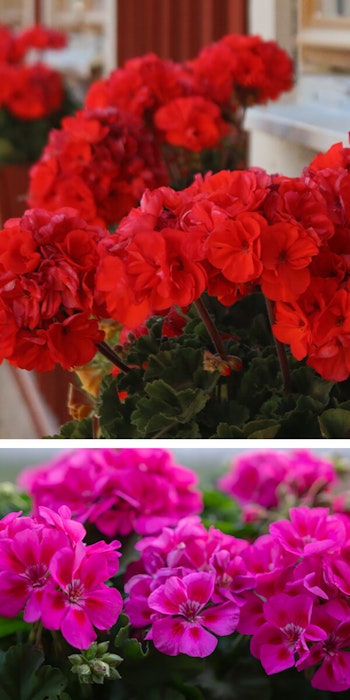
[144,347,219,392]
[212,423,245,438]
[290,366,334,405]
[279,395,324,438]
[131,380,209,437]
[318,408,350,438]
[98,376,137,438]
[237,355,281,411]
[46,417,93,439]
[0,644,67,700]
[243,419,280,438]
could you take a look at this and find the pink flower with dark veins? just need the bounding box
[145,571,240,657]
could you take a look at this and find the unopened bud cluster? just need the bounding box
[69,641,122,684]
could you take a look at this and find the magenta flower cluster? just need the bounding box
[238,505,350,692]
[124,515,253,657]
[218,449,337,520]
[123,505,350,691]
[18,448,203,537]
[0,505,122,649]
[11,446,350,693]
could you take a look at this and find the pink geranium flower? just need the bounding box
[297,600,350,692]
[269,506,346,557]
[0,523,68,621]
[19,448,203,538]
[41,542,123,649]
[146,571,240,657]
[250,593,327,674]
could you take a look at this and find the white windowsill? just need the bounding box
[244,74,350,152]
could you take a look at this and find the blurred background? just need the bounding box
[1,446,349,484]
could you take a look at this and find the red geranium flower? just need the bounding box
[6,63,64,120]
[28,107,169,227]
[207,212,264,284]
[154,96,230,152]
[47,313,104,370]
[261,222,319,301]
[0,208,107,372]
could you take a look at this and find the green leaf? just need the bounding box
[114,615,148,661]
[212,423,245,438]
[98,376,137,439]
[318,408,350,438]
[45,417,93,439]
[0,644,67,700]
[131,380,209,437]
[0,615,30,639]
[144,347,218,392]
[237,355,281,411]
[278,395,324,438]
[290,365,334,405]
[243,419,280,438]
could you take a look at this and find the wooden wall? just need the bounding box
[117,0,247,64]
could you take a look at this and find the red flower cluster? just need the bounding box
[0,63,63,120]
[0,23,66,121]
[0,208,105,371]
[272,142,350,381]
[91,141,350,383]
[0,23,66,64]
[28,34,293,227]
[93,167,320,328]
[188,33,294,108]
[5,140,350,382]
[85,35,293,159]
[28,107,169,226]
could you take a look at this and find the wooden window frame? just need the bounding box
[297,0,350,71]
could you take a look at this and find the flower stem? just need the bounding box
[96,341,131,373]
[265,297,291,394]
[194,297,228,359]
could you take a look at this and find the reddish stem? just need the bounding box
[194,297,228,359]
[265,297,291,394]
[96,341,131,373]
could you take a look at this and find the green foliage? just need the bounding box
[48,417,94,439]
[55,294,350,439]
[0,615,30,640]
[318,408,350,438]
[0,643,67,700]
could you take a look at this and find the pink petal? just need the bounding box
[151,617,185,655]
[259,642,294,674]
[148,576,188,614]
[84,587,122,629]
[24,589,45,622]
[79,554,109,589]
[40,588,66,629]
[312,658,350,692]
[0,574,29,615]
[200,602,240,635]
[264,593,312,629]
[12,529,40,566]
[179,623,218,657]
[183,572,215,606]
[61,606,96,649]
[49,548,74,588]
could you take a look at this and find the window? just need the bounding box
[0,0,35,27]
[38,0,117,76]
[297,0,350,71]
